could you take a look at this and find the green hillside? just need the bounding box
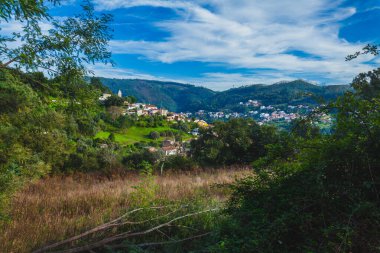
[210,80,351,109]
[99,78,216,112]
[100,78,350,112]
[95,126,192,145]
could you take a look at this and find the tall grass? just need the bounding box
[0,168,250,252]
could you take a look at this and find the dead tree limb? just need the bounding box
[41,208,218,253]
[32,205,174,253]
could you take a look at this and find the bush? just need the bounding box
[149,131,160,140]
[164,155,196,171]
[104,95,124,107]
[122,149,163,170]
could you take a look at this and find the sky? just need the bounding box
[21,0,380,90]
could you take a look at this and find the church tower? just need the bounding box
[117,89,122,97]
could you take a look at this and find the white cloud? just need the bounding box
[88,63,159,80]
[88,63,320,91]
[92,0,379,86]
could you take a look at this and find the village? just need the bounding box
[99,91,332,156]
[189,99,332,125]
[99,90,209,157]
[99,90,209,124]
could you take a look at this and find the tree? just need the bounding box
[90,77,110,93]
[149,131,160,140]
[108,133,115,142]
[126,95,137,104]
[104,95,124,107]
[190,118,280,166]
[0,1,113,220]
[0,1,112,77]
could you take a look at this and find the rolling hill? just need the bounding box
[99,78,216,112]
[99,78,350,112]
[209,80,350,110]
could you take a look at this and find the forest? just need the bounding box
[1,1,380,252]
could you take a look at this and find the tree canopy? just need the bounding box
[0,0,112,77]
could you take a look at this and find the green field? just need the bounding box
[95,126,192,145]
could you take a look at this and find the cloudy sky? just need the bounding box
[51,0,380,90]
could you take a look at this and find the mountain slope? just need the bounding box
[210,80,350,109]
[99,78,216,112]
[99,78,350,112]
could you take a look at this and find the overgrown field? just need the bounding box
[0,168,251,253]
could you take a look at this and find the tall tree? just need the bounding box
[0,0,112,77]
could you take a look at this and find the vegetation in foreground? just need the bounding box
[0,169,250,253]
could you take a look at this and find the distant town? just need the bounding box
[100,90,332,130]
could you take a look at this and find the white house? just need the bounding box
[99,93,112,101]
[162,146,178,156]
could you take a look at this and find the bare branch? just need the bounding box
[32,206,173,253]
[40,208,218,253]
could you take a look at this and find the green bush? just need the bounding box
[149,131,160,140]
[164,155,196,171]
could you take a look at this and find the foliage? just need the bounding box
[164,155,197,171]
[104,95,124,107]
[0,0,113,218]
[190,118,287,166]
[90,77,111,93]
[122,149,163,171]
[211,67,380,252]
[149,131,160,140]
[0,1,112,77]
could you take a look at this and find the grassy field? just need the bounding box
[95,126,192,145]
[0,168,251,253]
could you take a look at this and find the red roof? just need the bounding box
[162,146,177,151]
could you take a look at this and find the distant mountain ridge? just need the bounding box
[99,78,216,112]
[99,78,350,112]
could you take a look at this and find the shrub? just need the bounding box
[165,155,196,171]
[149,131,160,140]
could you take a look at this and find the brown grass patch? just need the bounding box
[0,168,251,253]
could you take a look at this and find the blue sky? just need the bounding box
[52,0,380,90]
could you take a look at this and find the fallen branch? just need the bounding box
[32,205,174,253]
[45,208,218,253]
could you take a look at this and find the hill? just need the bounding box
[209,80,350,110]
[98,78,216,112]
[99,78,350,112]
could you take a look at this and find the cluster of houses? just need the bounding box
[99,93,112,101]
[123,103,198,124]
[186,100,322,124]
[259,111,300,122]
[124,103,169,117]
[239,99,262,107]
[99,91,195,122]
[99,91,210,133]
[147,139,190,156]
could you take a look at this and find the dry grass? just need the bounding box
[0,168,251,253]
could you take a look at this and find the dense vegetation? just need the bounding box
[190,118,287,166]
[100,78,350,112]
[208,65,380,252]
